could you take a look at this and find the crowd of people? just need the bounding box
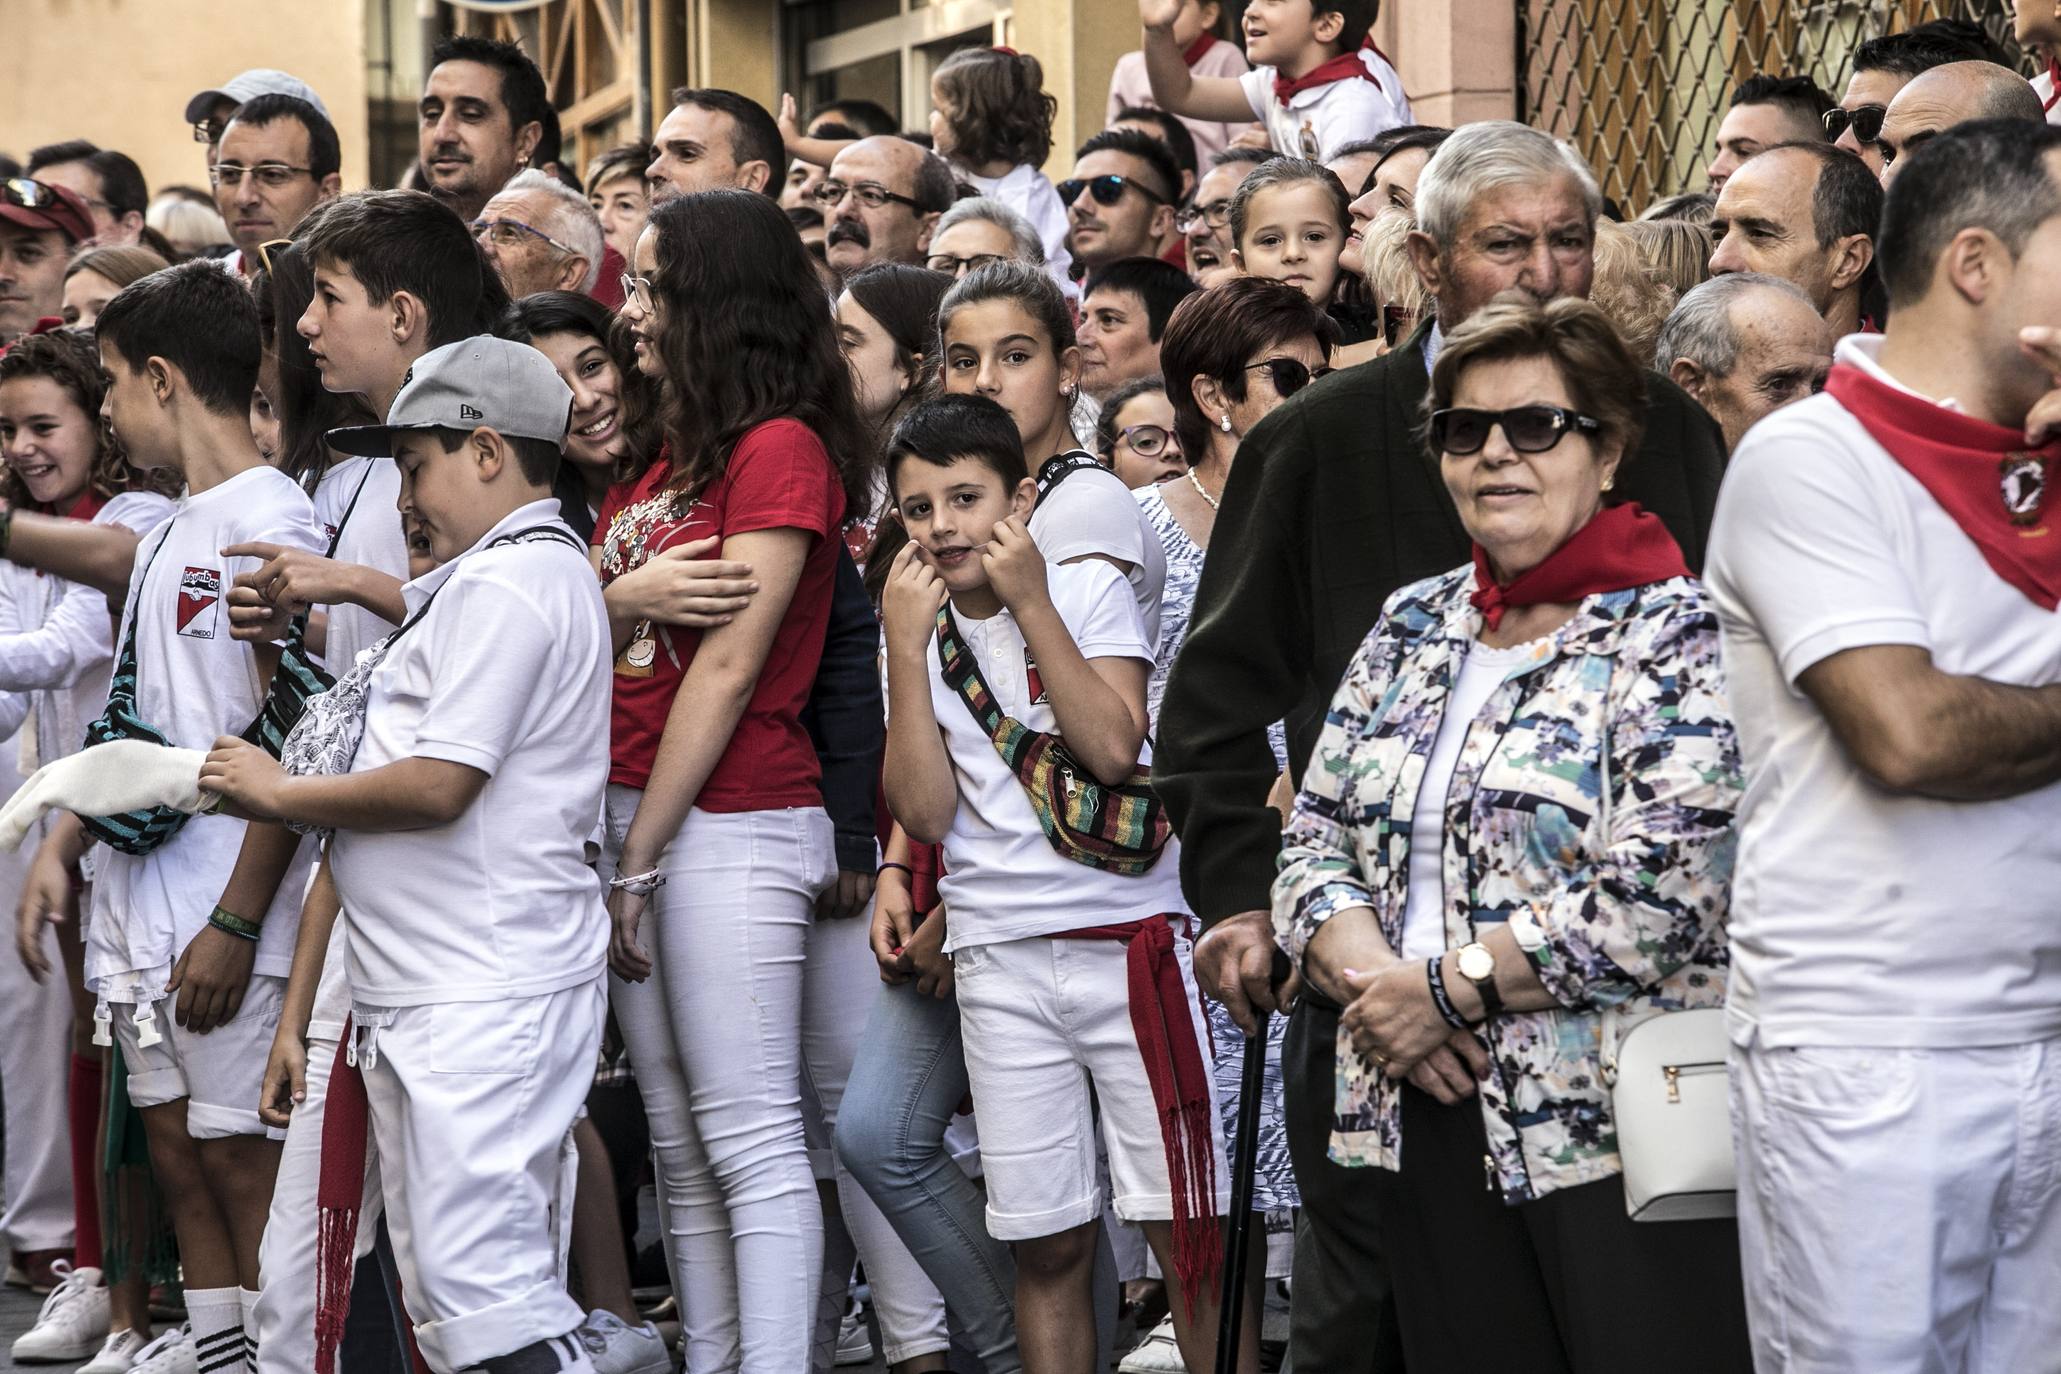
[3,0,2061,1371]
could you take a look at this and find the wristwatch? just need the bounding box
[1455,942,1503,1021]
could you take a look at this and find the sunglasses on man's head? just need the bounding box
[194,117,231,145]
[1246,357,1332,398]
[1058,174,1168,209]
[2,178,65,212]
[1430,404,1601,456]
[1822,104,1887,145]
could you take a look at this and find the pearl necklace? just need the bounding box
[1185,468,1221,511]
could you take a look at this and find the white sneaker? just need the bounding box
[1117,1315,1186,1374]
[576,1310,671,1374]
[78,1329,153,1374]
[127,1326,196,1374]
[833,1304,873,1367]
[10,1263,111,1363]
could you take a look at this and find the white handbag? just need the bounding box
[1593,664,1738,1223]
[1607,1008,1736,1221]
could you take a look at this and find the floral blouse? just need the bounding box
[1272,565,1742,1203]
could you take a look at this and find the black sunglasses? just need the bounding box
[1430,404,1601,456]
[2,178,66,212]
[1822,104,1887,145]
[1059,174,1169,209]
[1246,358,1332,397]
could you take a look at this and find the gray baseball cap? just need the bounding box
[185,69,332,125]
[325,337,574,458]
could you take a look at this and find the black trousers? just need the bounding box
[1282,994,1408,1374]
[1371,1082,1753,1374]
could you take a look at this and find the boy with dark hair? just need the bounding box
[420,35,551,221]
[1138,0,1410,161]
[879,391,1227,1374]
[90,258,326,1374]
[201,336,610,1374]
[1078,256,1198,401]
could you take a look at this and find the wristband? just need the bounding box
[1426,955,1469,1030]
[208,905,262,942]
[609,868,667,897]
[876,861,915,880]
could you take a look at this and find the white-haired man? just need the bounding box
[1658,271,1834,450]
[1154,119,1730,1374]
[474,168,604,299]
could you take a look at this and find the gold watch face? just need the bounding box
[1457,943,1495,983]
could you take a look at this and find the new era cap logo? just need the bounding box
[459,404,483,420]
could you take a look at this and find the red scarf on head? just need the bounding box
[1272,50,1381,106]
[1824,362,2061,609]
[1470,503,1689,630]
[1046,917,1220,1315]
[1182,32,1218,66]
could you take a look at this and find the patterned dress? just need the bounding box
[1273,565,1742,1203]
[1137,483,1298,1214]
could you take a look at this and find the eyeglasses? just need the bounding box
[620,273,655,314]
[472,217,583,256]
[926,252,1006,275]
[1116,423,1177,458]
[1245,358,1332,397]
[811,179,925,212]
[1058,175,1169,209]
[2,178,67,212]
[1822,104,1888,145]
[211,163,316,190]
[193,117,231,145]
[255,238,296,274]
[1174,199,1232,233]
[1430,404,1602,456]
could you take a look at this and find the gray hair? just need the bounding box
[932,196,1045,266]
[1653,272,1814,375]
[1413,121,1605,251]
[495,168,605,293]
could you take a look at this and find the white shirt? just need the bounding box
[329,501,610,1008]
[933,558,1185,949]
[1398,637,1545,960]
[1239,47,1413,161]
[306,455,410,1040]
[1029,454,1166,646]
[90,465,324,996]
[1707,333,2061,1050]
[961,163,1079,302]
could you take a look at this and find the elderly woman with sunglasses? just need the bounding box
[1272,293,1751,1372]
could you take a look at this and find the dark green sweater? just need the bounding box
[1154,326,1727,925]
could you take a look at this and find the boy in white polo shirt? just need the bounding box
[1138,0,1410,161]
[90,260,327,1374]
[878,393,1226,1374]
[200,336,611,1374]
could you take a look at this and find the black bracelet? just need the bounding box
[876,860,915,880]
[1426,955,1469,1030]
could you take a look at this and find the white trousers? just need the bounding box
[0,835,73,1253]
[358,983,602,1374]
[1731,1038,2061,1374]
[253,1033,384,1374]
[606,793,833,1374]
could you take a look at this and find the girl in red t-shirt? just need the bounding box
[599,189,873,1372]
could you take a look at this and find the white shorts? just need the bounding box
[954,926,1226,1241]
[1731,1037,2061,1374]
[111,975,286,1139]
[356,981,604,1374]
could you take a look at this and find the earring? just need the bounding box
[1219,414,1233,433]
[1601,476,1616,492]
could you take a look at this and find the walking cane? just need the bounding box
[1215,951,1291,1374]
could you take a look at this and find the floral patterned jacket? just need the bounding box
[1271,565,1741,1203]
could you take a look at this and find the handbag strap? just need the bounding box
[108,520,179,709]
[1034,451,1105,507]
[382,521,586,650]
[322,460,377,559]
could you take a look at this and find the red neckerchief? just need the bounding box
[2046,58,2061,112]
[1272,50,1380,106]
[1181,32,1217,66]
[1045,917,1219,1315]
[313,1028,368,1374]
[1824,363,2061,609]
[1469,502,1690,630]
[41,489,107,523]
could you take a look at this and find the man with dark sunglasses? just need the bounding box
[1832,21,2020,174]
[1064,128,1182,274]
[819,136,954,279]
[0,180,91,348]
[1154,122,1726,1374]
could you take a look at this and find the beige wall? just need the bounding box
[0,0,371,199]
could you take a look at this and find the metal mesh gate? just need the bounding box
[1517,0,2026,213]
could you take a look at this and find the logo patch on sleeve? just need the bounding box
[177,566,220,639]
[1025,650,1047,705]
